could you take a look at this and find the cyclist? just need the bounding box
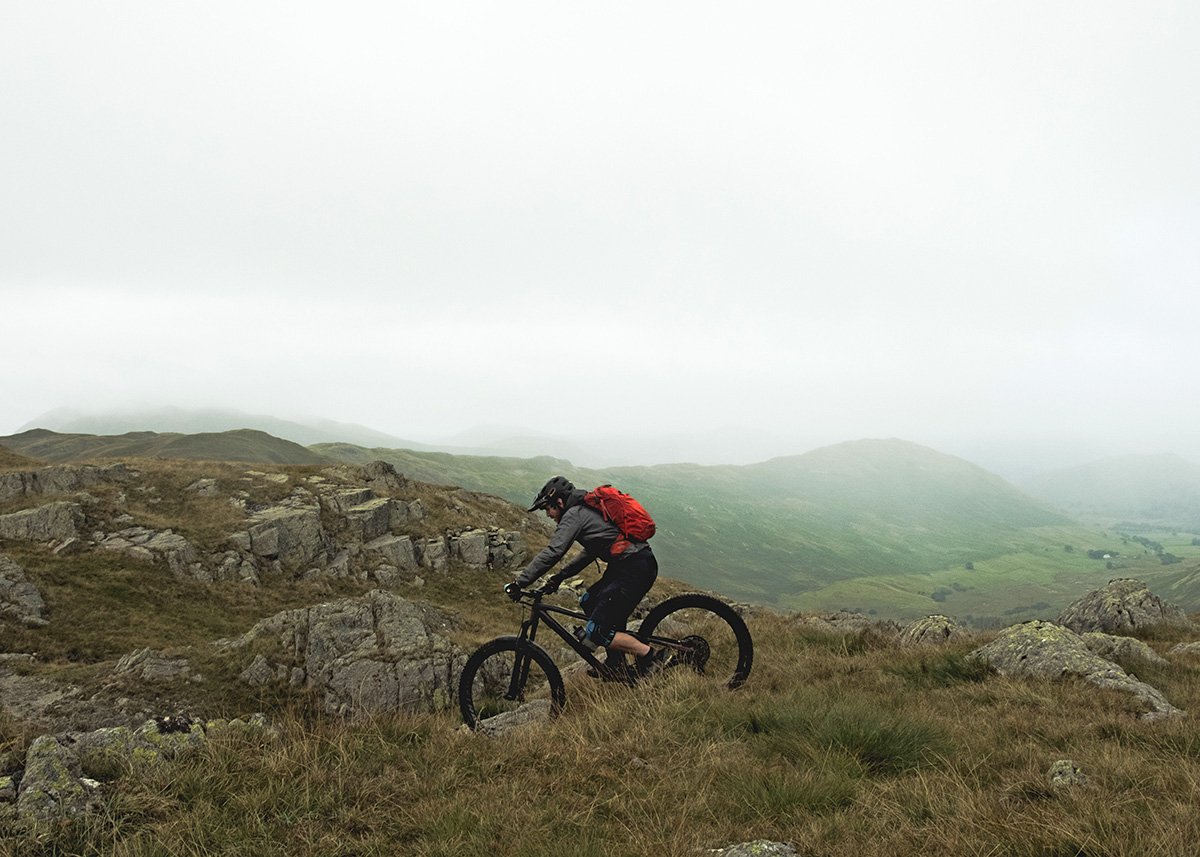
[507,476,664,677]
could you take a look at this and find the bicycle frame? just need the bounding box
[514,588,695,679]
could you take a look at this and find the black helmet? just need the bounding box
[529,476,574,511]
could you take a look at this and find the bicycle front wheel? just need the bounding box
[458,636,566,729]
[636,593,753,689]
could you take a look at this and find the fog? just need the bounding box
[2,2,1198,479]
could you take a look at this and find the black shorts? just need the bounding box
[579,548,658,647]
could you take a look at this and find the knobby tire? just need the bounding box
[636,593,754,688]
[458,636,566,729]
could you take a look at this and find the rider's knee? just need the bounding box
[585,620,615,649]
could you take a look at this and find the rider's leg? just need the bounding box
[606,631,650,657]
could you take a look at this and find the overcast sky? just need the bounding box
[2,2,1197,474]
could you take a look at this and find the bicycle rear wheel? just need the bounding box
[458,636,566,729]
[636,594,753,689]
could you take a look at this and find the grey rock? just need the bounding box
[362,460,406,492]
[233,590,463,717]
[1081,632,1167,664]
[793,610,902,640]
[0,464,135,503]
[0,775,15,801]
[417,537,448,572]
[0,554,48,627]
[345,498,394,541]
[452,529,490,567]
[365,535,417,570]
[248,507,331,568]
[465,698,554,738]
[239,654,276,687]
[1058,578,1195,635]
[185,478,220,496]
[322,488,376,514]
[15,735,100,823]
[972,620,1183,720]
[1169,641,1200,657]
[709,842,798,856]
[1048,759,1088,788]
[113,648,197,682]
[0,501,84,543]
[900,614,971,647]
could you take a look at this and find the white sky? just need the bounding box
[2,1,1198,473]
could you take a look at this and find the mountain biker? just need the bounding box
[507,476,664,677]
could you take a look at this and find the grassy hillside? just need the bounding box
[3,451,1200,856]
[317,438,1154,618]
[0,445,40,472]
[12,430,1200,620]
[0,429,331,466]
[1024,453,1200,529]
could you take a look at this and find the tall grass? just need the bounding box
[5,610,1200,857]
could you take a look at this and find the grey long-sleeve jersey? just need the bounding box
[514,502,648,587]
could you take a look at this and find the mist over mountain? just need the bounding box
[5,422,1200,619]
[1024,453,1200,529]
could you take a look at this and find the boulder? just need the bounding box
[97,527,200,576]
[793,610,901,638]
[1048,759,1088,789]
[113,648,199,683]
[0,501,84,543]
[448,529,526,570]
[1080,632,1167,664]
[1057,578,1196,635]
[710,842,799,856]
[972,620,1182,721]
[0,554,48,627]
[365,535,418,570]
[0,464,135,503]
[15,735,101,824]
[452,529,490,567]
[900,614,971,647]
[417,537,449,572]
[363,460,407,493]
[232,590,463,717]
[247,507,331,569]
[1169,641,1200,657]
[465,698,555,738]
[344,498,394,541]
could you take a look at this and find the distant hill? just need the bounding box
[18,406,429,451]
[0,428,331,465]
[0,443,43,471]
[316,437,1077,609]
[1023,453,1200,528]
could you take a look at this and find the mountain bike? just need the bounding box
[458,585,753,729]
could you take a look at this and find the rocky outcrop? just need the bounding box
[14,735,101,823]
[1057,578,1196,635]
[900,614,971,647]
[245,506,333,570]
[449,528,527,570]
[1080,632,1167,664]
[1048,759,1088,789]
[228,590,463,717]
[96,526,201,576]
[710,842,798,856]
[5,715,274,824]
[0,554,48,627]
[113,648,201,683]
[0,501,84,543]
[0,463,136,503]
[972,620,1182,721]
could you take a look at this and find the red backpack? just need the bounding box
[584,484,656,558]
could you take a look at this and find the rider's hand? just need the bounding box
[542,575,563,595]
[504,581,523,601]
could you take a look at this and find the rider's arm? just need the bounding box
[513,509,584,587]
